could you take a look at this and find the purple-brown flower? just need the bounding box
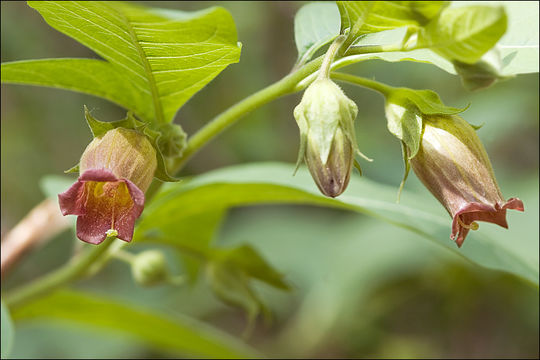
[59,128,157,244]
[410,114,524,247]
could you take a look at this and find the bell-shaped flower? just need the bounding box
[410,115,524,247]
[58,127,157,244]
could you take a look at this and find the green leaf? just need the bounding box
[11,290,259,358]
[0,59,148,119]
[213,245,290,291]
[16,1,241,123]
[345,2,536,77]
[418,5,507,64]
[1,301,15,359]
[139,163,538,287]
[452,1,539,75]
[337,1,448,40]
[294,2,341,66]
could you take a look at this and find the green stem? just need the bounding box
[4,236,116,309]
[317,35,347,80]
[330,72,394,97]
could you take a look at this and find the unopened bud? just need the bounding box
[294,78,360,197]
[131,250,169,286]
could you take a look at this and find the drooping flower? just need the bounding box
[59,127,157,244]
[294,78,363,198]
[410,114,524,247]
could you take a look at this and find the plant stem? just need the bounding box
[4,236,116,309]
[317,35,347,80]
[330,72,394,97]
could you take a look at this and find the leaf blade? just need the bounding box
[26,1,241,123]
[10,290,259,359]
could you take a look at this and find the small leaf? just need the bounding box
[213,245,290,291]
[11,290,259,358]
[453,48,512,91]
[418,5,507,64]
[294,2,340,66]
[1,301,15,359]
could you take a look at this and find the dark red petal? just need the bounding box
[503,197,524,211]
[79,168,118,182]
[58,180,86,216]
[114,180,145,242]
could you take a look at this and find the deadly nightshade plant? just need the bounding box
[410,114,524,247]
[58,127,157,244]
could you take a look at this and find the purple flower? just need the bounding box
[59,128,157,244]
[410,115,524,247]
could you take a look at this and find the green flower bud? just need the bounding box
[294,78,360,197]
[131,250,169,286]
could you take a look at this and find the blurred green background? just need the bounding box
[1,1,538,358]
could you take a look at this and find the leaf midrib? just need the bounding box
[107,3,165,124]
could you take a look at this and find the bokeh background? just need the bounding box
[1,1,538,358]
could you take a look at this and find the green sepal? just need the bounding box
[469,122,485,130]
[389,88,468,116]
[64,163,80,174]
[293,132,307,176]
[397,141,411,203]
[384,87,468,160]
[140,125,180,183]
[83,106,179,182]
[156,123,187,159]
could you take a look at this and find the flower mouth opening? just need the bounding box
[59,168,145,244]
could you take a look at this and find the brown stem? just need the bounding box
[1,198,71,278]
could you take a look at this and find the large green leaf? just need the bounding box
[138,163,538,287]
[453,1,539,75]
[418,5,507,64]
[2,1,241,123]
[1,301,14,359]
[337,1,448,40]
[343,3,537,77]
[10,290,258,358]
[294,2,341,66]
[1,59,145,117]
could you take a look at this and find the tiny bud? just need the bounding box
[131,250,170,287]
[294,78,360,197]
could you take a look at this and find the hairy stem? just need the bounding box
[330,72,393,97]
